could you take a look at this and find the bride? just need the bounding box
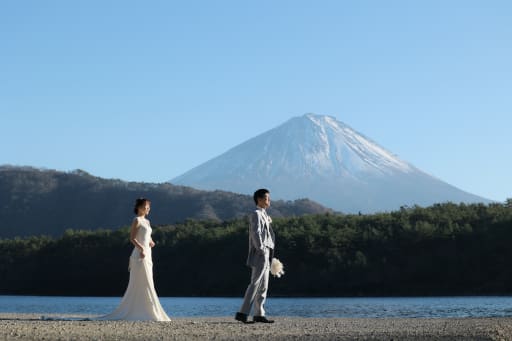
[99,197,171,321]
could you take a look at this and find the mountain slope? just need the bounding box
[172,114,491,212]
[0,166,331,238]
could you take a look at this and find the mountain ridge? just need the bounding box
[0,165,331,238]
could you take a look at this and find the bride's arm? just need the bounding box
[148,219,155,248]
[130,218,145,258]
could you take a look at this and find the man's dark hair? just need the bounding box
[253,188,270,205]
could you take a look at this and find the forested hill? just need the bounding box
[0,202,511,296]
[0,166,331,238]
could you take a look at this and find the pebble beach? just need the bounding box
[1,314,512,340]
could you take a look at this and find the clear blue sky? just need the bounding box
[1,1,510,202]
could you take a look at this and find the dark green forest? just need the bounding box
[1,201,511,297]
[0,166,330,237]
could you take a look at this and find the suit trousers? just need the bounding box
[239,248,270,316]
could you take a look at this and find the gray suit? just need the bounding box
[240,207,275,317]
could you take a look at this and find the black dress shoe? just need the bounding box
[253,316,274,323]
[235,312,254,324]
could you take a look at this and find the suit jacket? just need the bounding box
[246,207,275,268]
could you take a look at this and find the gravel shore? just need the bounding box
[1,313,511,340]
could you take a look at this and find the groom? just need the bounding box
[235,188,275,324]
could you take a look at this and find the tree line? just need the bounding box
[0,201,511,297]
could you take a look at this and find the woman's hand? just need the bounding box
[149,240,155,248]
[139,248,146,259]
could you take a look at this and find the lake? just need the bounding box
[2,296,512,318]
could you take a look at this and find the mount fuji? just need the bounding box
[172,114,490,213]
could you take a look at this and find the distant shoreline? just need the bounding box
[3,293,512,298]
[0,314,508,340]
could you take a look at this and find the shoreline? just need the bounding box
[1,314,510,340]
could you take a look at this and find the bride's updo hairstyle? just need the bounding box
[134,197,151,214]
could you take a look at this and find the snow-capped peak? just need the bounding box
[285,113,413,176]
[172,114,488,213]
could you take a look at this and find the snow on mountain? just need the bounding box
[172,114,491,213]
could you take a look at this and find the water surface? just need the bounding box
[2,295,512,318]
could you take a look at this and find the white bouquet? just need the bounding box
[270,258,285,278]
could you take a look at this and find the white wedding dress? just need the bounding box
[99,216,171,321]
